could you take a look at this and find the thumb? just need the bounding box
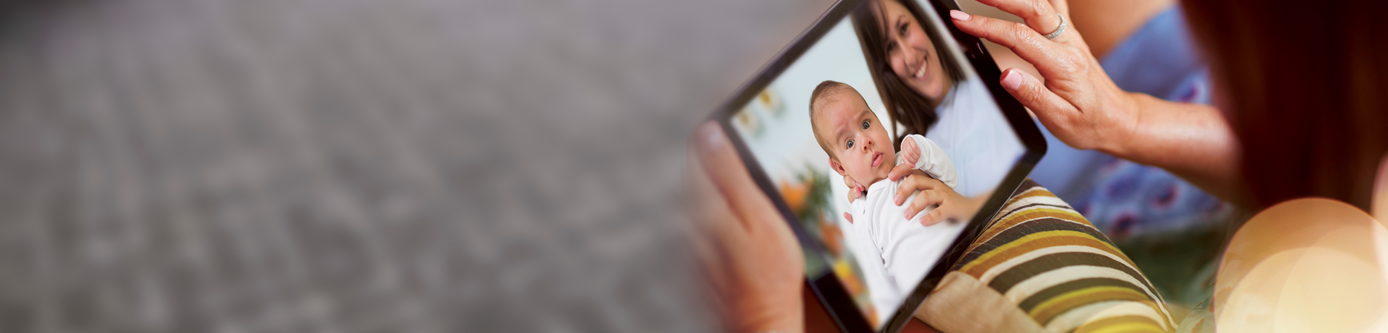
[887,162,917,181]
[999,68,1075,121]
[694,121,785,235]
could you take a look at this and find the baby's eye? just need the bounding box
[861,120,870,130]
[846,139,855,149]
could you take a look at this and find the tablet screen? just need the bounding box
[725,0,1027,328]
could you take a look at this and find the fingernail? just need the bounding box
[949,10,970,21]
[1001,70,1023,91]
[699,122,724,151]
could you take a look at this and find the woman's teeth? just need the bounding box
[914,65,927,79]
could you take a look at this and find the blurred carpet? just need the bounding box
[0,0,836,331]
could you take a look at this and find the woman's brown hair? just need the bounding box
[851,0,965,149]
[1182,0,1388,210]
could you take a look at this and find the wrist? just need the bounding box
[738,298,803,333]
[967,193,988,217]
[729,282,804,333]
[1098,92,1147,157]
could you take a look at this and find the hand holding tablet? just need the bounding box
[689,122,806,333]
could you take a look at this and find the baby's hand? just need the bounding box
[900,136,921,167]
[844,175,867,203]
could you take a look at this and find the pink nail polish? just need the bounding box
[701,123,723,150]
[950,10,970,21]
[1001,70,1023,91]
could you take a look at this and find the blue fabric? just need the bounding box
[1026,6,1230,240]
[1100,6,1212,106]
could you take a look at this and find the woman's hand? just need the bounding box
[946,0,1140,153]
[887,164,983,226]
[688,121,805,333]
[949,0,1248,204]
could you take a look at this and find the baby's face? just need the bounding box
[817,90,894,185]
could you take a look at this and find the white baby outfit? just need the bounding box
[844,134,969,325]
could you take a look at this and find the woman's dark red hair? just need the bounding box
[1182,0,1388,210]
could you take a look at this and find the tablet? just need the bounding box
[709,0,1046,331]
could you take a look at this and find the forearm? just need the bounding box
[1103,93,1249,205]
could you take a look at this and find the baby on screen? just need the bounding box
[808,80,968,317]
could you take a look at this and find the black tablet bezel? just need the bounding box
[707,0,1047,332]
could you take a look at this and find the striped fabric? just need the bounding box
[952,179,1176,332]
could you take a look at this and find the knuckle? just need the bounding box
[1025,81,1047,99]
[1058,53,1080,70]
[1013,82,1039,102]
[1028,0,1048,18]
[1063,51,1088,72]
[1073,56,1091,72]
[1011,22,1034,41]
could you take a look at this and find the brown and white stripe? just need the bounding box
[952,180,1175,332]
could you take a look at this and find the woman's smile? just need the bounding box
[877,0,951,101]
[912,57,930,80]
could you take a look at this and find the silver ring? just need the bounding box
[1043,13,1066,40]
